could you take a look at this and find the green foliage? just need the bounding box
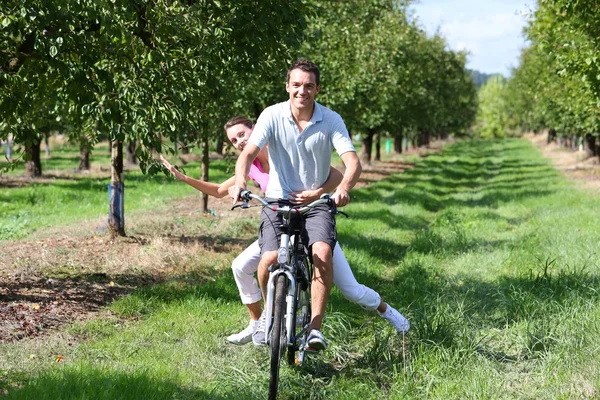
[474,76,509,138]
[0,0,309,169]
[506,0,600,139]
[300,1,477,139]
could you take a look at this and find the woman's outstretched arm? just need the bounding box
[160,154,235,198]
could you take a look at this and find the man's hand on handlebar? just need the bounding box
[333,188,351,207]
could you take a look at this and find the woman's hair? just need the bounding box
[224,116,253,132]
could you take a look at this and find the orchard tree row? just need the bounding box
[478,0,600,161]
[1,0,477,236]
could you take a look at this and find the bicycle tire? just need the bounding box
[269,274,287,400]
[287,259,311,366]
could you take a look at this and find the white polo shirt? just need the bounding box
[249,100,355,199]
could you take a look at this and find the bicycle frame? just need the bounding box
[234,191,335,353]
[233,190,341,398]
[264,214,308,354]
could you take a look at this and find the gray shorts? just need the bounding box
[258,198,337,254]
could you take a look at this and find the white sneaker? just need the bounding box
[227,319,258,345]
[252,310,268,346]
[306,329,327,351]
[378,303,410,334]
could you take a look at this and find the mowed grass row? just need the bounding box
[2,138,599,399]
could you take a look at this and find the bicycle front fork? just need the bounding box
[265,267,295,345]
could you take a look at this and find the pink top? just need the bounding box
[248,158,269,192]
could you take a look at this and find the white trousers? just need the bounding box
[231,240,381,311]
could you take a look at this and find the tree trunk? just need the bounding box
[44,135,50,157]
[416,130,426,147]
[5,134,12,161]
[253,103,262,121]
[394,128,403,154]
[79,140,91,171]
[25,139,42,177]
[375,133,381,162]
[585,134,597,158]
[108,140,126,238]
[181,140,189,155]
[126,140,137,164]
[360,129,375,166]
[215,137,224,155]
[201,137,209,213]
[548,129,556,144]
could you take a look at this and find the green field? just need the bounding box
[1,138,599,399]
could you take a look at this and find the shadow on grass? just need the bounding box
[3,368,231,400]
[354,138,562,213]
[386,260,600,360]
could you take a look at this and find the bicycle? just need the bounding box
[232,190,344,400]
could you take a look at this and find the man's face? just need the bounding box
[286,69,320,111]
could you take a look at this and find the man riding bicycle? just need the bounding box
[230,59,361,350]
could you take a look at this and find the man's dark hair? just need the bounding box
[287,59,320,86]
[224,116,253,132]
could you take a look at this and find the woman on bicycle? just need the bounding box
[160,116,409,345]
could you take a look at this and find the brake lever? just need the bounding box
[231,200,250,211]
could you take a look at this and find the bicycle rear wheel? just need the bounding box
[269,274,287,400]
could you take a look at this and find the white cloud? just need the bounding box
[443,13,524,40]
[412,1,531,75]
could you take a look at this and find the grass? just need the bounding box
[1,138,600,399]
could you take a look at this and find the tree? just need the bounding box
[1,0,310,236]
[475,76,509,138]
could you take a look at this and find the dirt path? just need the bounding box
[525,131,600,191]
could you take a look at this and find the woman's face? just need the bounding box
[225,123,253,152]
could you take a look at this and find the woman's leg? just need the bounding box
[231,240,262,309]
[227,240,263,344]
[332,242,381,310]
[332,243,410,333]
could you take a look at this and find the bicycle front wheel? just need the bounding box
[269,274,287,400]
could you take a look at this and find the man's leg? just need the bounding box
[308,241,333,331]
[251,250,278,346]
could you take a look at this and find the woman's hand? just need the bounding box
[288,189,324,205]
[159,154,184,180]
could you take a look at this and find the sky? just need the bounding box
[410,0,534,77]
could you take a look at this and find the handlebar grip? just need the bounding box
[240,190,252,201]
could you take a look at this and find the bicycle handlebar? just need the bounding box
[232,190,347,217]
